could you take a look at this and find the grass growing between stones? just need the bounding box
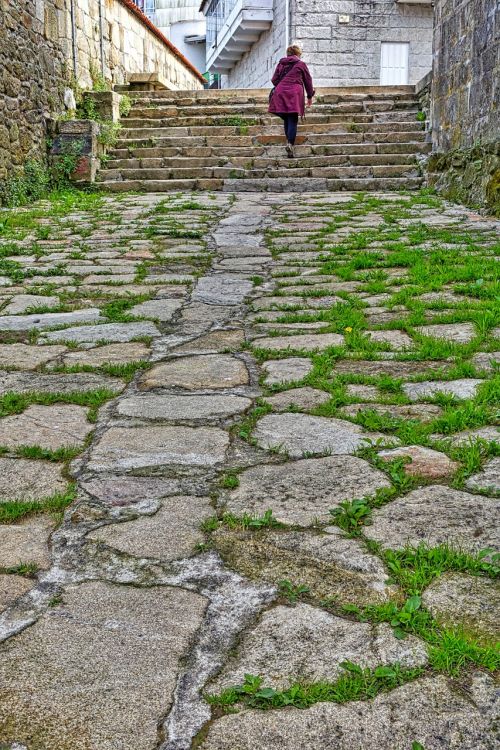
[0,389,118,422]
[205,663,424,711]
[380,543,500,594]
[10,445,83,462]
[0,562,39,578]
[343,599,500,676]
[0,483,77,524]
[208,192,500,714]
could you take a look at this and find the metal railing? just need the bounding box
[205,0,238,49]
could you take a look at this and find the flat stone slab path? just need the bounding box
[0,190,498,749]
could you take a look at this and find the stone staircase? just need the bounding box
[98,86,430,193]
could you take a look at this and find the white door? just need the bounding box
[380,43,409,85]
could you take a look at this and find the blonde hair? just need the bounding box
[287,44,302,57]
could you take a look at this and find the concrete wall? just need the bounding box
[0,0,203,186]
[224,0,287,88]
[431,0,499,151]
[221,0,433,89]
[168,20,207,73]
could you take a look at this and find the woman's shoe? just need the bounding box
[286,143,295,159]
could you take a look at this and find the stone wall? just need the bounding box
[0,0,203,187]
[0,0,69,182]
[73,0,204,91]
[429,0,499,214]
[431,0,499,151]
[224,0,287,89]
[222,0,433,89]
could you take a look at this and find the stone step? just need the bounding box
[119,84,416,102]
[105,153,420,171]
[124,100,419,120]
[112,133,427,150]
[98,163,421,182]
[108,141,431,160]
[125,108,421,124]
[119,120,423,135]
[98,176,424,193]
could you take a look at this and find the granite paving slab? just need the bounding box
[253,413,394,457]
[41,320,160,344]
[0,457,67,501]
[130,298,183,321]
[403,378,484,401]
[0,573,32,611]
[465,457,500,495]
[215,526,397,606]
[193,275,253,305]
[0,370,124,395]
[210,603,427,691]
[255,332,344,351]
[225,456,390,525]
[87,496,213,561]
[116,393,252,421]
[261,357,312,385]
[0,343,67,369]
[60,342,150,366]
[364,485,499,553]
[87,425,230,471]
[472,351,500,373]
[377,445,459,479]
[0,308,101,331]
[263,386,330,411]
[0,404,91,450]
[0,582,207,750]
[140,355,249,390]
[0,294,59,315]
[339,402,443,422]
[0,516,54,568]
[422,573,500,644]
[415,322,477,343]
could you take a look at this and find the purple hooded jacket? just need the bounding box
[268,56,315,117]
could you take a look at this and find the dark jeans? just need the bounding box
[278,113,299,145]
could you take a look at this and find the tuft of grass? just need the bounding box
[219,471,240,489]
[330,498,372,536]
[1,561,39,578]
[278,579,310,603]
[222,510,284,531]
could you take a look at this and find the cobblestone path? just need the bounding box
[0,190,498,749]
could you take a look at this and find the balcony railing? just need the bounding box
[206,0,238,49]
[202,0,273,72]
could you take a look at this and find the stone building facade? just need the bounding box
[0,0,203,185]
[202,0,434,89]
[428,0,499,213]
